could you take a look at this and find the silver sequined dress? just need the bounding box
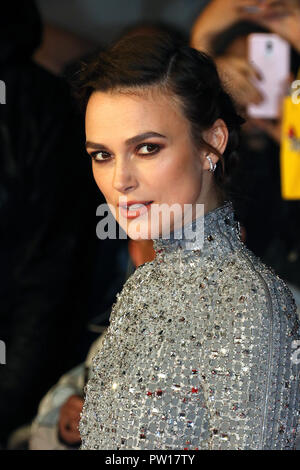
[79,201,300,450]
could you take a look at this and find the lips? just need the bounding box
[118,201,153,219]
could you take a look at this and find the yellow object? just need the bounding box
[280,91,300,200]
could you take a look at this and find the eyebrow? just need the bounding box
[85,131,167,150]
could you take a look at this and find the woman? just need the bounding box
[77,32,300,450]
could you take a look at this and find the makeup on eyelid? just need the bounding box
[89,143,162,162]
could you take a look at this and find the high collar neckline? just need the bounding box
[152,200,242,255]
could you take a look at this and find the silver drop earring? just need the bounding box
[206,154,217,172]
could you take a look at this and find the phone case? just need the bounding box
[247,33,290,119]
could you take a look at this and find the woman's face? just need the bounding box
[85,89,210,240]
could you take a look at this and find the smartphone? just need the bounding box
[247,33,290,119]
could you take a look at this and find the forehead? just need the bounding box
[85,88,189,139]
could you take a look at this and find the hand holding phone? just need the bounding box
[247,33,290,119]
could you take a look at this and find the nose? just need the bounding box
[112,157,137,194]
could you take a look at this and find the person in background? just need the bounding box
[191,0,300,303]
[191,0,300,107]
[0,1,99,447]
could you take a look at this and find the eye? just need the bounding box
[136,143,161,156]
[89,143,161,162]
[90,151,111,162]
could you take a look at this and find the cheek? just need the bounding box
[92,165,111,199]
[149,149,190,182]
[154,151,202,198]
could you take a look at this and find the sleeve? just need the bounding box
[29,363,85,450]
[199,272,300,450]
[29,332,107,450]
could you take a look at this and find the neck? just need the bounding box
[199,180,225,216]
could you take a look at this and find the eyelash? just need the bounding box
[90,143,162,163]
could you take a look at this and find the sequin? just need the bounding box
[80,201,300,450]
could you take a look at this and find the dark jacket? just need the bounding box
[0,2,98,443]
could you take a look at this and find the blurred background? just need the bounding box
[0,0,299,450]
[34,0,210,74]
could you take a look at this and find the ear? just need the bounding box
[201,119,228,171]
